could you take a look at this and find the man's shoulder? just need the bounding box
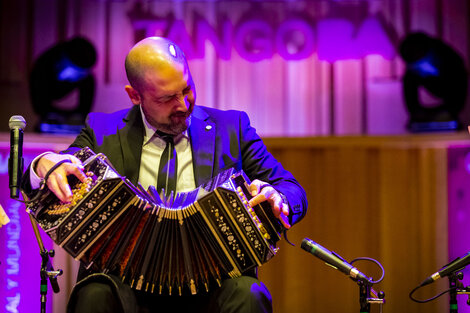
[87,108,131,122]
[195,106,246,121]
[85,107,136,135]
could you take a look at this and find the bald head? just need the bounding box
[125,37,188,91]
[123,37,196,134]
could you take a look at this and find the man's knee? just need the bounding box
[77,282,114,300]
[215,276,273,313]
[70,282,122,313]
[226,276,270,296]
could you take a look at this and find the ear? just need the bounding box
[125,85,141,105]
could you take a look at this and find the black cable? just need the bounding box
[409,283,457,303]
[39,159,72,190]
[350,257,385,284]
[16,159,73,205]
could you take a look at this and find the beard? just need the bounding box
[154,110,192,135]
[140,97,195,135]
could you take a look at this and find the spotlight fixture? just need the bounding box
[399,32,468,132]
[30,37,97,134]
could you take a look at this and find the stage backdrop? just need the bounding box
[0,0,469,135]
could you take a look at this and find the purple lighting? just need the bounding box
[356,17,395,60]
[195,19,232,60]
[276,19,315,60]
[131,12,395,62]
[318,17,395,62]
[167,20,195,59]
[317,18,357,62]
[234,19,274,62]
[464,152,470,173]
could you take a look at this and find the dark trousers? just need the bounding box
[69,275,272,313]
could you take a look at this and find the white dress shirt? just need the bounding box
[138,105,196,192]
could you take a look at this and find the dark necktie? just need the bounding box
[156,131,177,197]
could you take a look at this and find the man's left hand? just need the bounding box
[248,180,291,229]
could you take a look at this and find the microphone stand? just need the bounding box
[29,212,63,313]
[449,272,460,313]
[448,272,470,313]
[358,280,385,313]
[22,189,63,313]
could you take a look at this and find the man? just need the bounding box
[24,37,307,313]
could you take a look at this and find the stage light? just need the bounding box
[399,32,468,132]
[29,37,97,134]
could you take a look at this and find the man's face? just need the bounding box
[138,62,196,135]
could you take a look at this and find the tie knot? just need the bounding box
[156,130,174,144]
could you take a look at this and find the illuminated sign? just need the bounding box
[131,13,395,62]
[0,149,53,313]
[4,201,21,313]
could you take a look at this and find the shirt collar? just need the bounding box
[139,105,188,145]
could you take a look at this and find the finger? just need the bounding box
[248,193,267,207]
[269,197,281,218]
[279,212,291,229]
[47,174,72,203]
[68,155,83,165]
[249,181,262,197]
[50,161,86,185]
[65,162,87,183]
[52,171,73,200]
[56,173,73,201]
[267,190,284,211]
[69,157,85,168]
[44,160,87,203]
[278,202,291,229]
[281,202,290,216]
[249,186,277,208]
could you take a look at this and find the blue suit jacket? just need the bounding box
[65,105,307,225]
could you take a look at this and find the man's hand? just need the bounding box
[248,179,291,229]
[35,153,87,203]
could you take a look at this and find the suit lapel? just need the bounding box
[189,106,215,186]
[117,105,143,185]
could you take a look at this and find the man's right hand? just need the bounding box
[35,153,87,203]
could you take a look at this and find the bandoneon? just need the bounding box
[27,147,284,295]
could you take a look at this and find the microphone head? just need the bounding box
[9,115,26,130]
[301,238,314,252]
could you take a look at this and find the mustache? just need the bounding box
[171,109,192,118]
[171,112,189,119]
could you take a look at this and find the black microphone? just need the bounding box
[301,238,371,284]
[420,252,470,286]
[9,115,26,199]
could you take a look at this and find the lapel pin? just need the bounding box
[205,125,212,131]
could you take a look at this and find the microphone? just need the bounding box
[420,252,470,286]
[301,238,371,284]
[9,115,26,199]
